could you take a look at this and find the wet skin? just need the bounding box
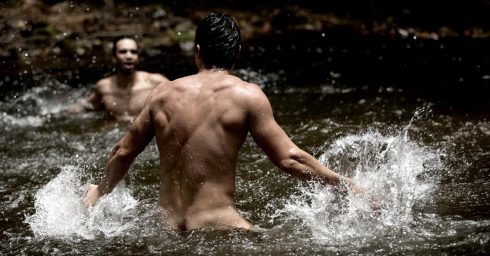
[84,56,375,230]
[67,38,169,121]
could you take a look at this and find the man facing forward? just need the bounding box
[84,13,376,230]
[67,36,169,122]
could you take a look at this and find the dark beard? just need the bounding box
[116,65,135,75]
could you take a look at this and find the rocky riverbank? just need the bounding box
[1,0,489,109]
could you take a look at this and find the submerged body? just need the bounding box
[90,71,167,120]
[83,13,374,231]
[85,69,370,230]
[67,37,168,121]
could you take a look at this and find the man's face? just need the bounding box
[114,38,139,74]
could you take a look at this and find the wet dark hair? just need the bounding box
[194,13,241,69]
[111,35,138,56]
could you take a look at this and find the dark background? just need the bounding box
[1,0,489,112]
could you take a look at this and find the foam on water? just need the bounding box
[275,108,443,245]
[26,166,139,240]
[0,81,86,128]
[235,68,282,89]
[14,82,74,115]
[1,113,45,127]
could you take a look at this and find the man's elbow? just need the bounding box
[277,158,295,171]
[276,148,310,176]
[112,146,137,164]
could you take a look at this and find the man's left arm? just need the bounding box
[247,85,378,207]
[83,103,155,207]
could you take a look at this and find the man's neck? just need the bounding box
[114,70,137,88]
[198,67,232,75]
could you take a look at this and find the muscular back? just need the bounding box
[148,71,257,229]
[88,69,369,230]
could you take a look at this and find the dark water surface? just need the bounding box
[0,72,489,255]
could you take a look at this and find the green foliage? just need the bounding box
[3,0,19,6]
[166,28,194,44]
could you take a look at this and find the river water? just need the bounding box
[0,70,489,255]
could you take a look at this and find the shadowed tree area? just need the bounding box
[0,0,489,112]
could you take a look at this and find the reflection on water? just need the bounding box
[1,75,489,255]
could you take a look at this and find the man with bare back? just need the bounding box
[67,36,169,122]
[83,13,376,230]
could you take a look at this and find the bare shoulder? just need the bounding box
[146,78,174,104]
[95,76,112,92]
[137,71,169,86]
[148,72,169,83]
[231,78,268,106]
[167,74,198,90]
[241,81,264,97]
[147,75,196,107]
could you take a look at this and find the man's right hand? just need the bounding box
[64,103,85,113]
[83,184,100,208]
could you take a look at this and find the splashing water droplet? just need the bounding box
[275,108,443,246]
[26,166,139,240]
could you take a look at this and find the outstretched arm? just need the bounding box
[66,83,104,113]
[83,103,155,207]
[247,86,373,200]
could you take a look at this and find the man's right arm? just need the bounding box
[66,83,104,113]
[83,102,155,207]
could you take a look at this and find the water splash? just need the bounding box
[0,81,88,128]
[1,113,44,127]
[12,82,74,116]
[275,107,443,245]
[235,68,282,89]
[26,166,139,240]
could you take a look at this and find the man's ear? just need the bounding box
[195,44,203,61]
[230,45,241,70]
[237,45,241,60]
[195,44,203,69]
